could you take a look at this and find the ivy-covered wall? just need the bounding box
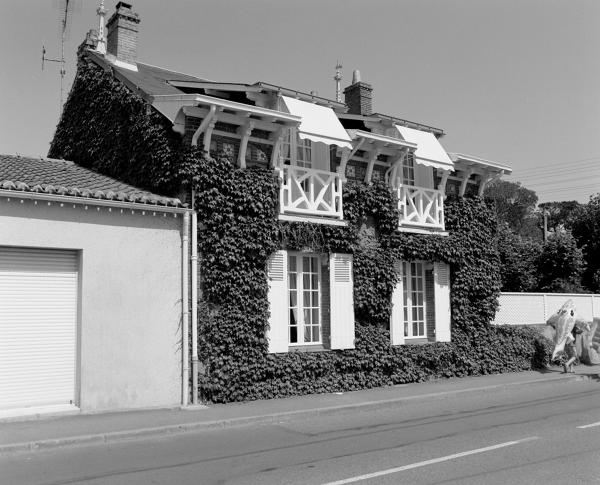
[50,53,551,404]
[191,152,550,402]
[49,55,186,195]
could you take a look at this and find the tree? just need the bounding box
[484,180,541,239]
[535,226,586,293]
[538,200,581,232]
[571,194,600,292]
[495,223,540,291]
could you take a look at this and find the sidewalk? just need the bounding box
[2,366,598,455]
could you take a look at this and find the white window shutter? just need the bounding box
[434,262,451,342]
[329,253,355,349]
[267,250,289,353]
[390,260,405,345]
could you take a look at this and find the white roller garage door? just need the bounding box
[0,247,78,412]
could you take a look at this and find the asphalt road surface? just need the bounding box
[2,379,600,485]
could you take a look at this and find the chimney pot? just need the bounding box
[352,70,361,84]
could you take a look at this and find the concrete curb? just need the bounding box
[1,373,594,455]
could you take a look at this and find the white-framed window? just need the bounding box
[288,253,321,345]
[280,129,312,168]
[402,261,426,338]
[402,152,416,186]
[296,137,312,168]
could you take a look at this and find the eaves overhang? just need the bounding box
[372,113,445,137]
[0,189,191,214]
[449,153,512,175]
[151,93,302,126]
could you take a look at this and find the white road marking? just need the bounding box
[320,437,540,485]
[577,421,600,429]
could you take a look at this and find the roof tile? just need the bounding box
[0,154,184,208]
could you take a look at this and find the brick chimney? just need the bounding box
[106,2,140,66]
[343,70,373,116]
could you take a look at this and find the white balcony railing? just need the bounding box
[397,184,445,231]
[278,165,343,220]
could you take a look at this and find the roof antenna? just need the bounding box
[334,61,343,103]
[41,0,81,110]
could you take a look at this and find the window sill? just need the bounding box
[402,338,430,345]
[279,214,348,227]
[288,344,328,353]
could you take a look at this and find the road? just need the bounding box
[2,379,600,485]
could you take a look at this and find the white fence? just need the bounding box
[493,292,600,326]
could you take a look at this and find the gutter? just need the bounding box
[0,190,189,214]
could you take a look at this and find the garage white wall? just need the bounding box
[0,199,183,412]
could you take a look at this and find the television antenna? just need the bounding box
[334,61,343,103]
[41,0,81,109]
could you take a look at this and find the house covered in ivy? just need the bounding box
[47,2,543,408]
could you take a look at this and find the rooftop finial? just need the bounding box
[96,0,107,54]
[352,69,361,84]
[334,61,343,102]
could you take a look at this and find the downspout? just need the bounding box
[181,211,190,406]
[190,193,199,405]
[190,123,202,406]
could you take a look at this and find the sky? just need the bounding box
[1,0,598,204]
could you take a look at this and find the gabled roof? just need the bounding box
[0,154,183,207]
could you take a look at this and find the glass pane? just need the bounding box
[289,308,298,327]
[412,307,418,321]
[288,256,296,272]
[304,308,311,325]
[313,326,320,342]
[419,322,425,336]
[312,308,319,325]
[303,291,310,308]
[303,274,310,290]
[312,290,319,306]
[288,273,296,290]
[404,322,408,337]
[303,257,310,271]
[290,324,297,343]
[304,325,311,343]
[311,273,319,289]
[413,321,418,336]
[289,290,297,307]
[418,308,424,321]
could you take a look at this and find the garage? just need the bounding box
[1,154,191,415]
[0,247,78,414]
